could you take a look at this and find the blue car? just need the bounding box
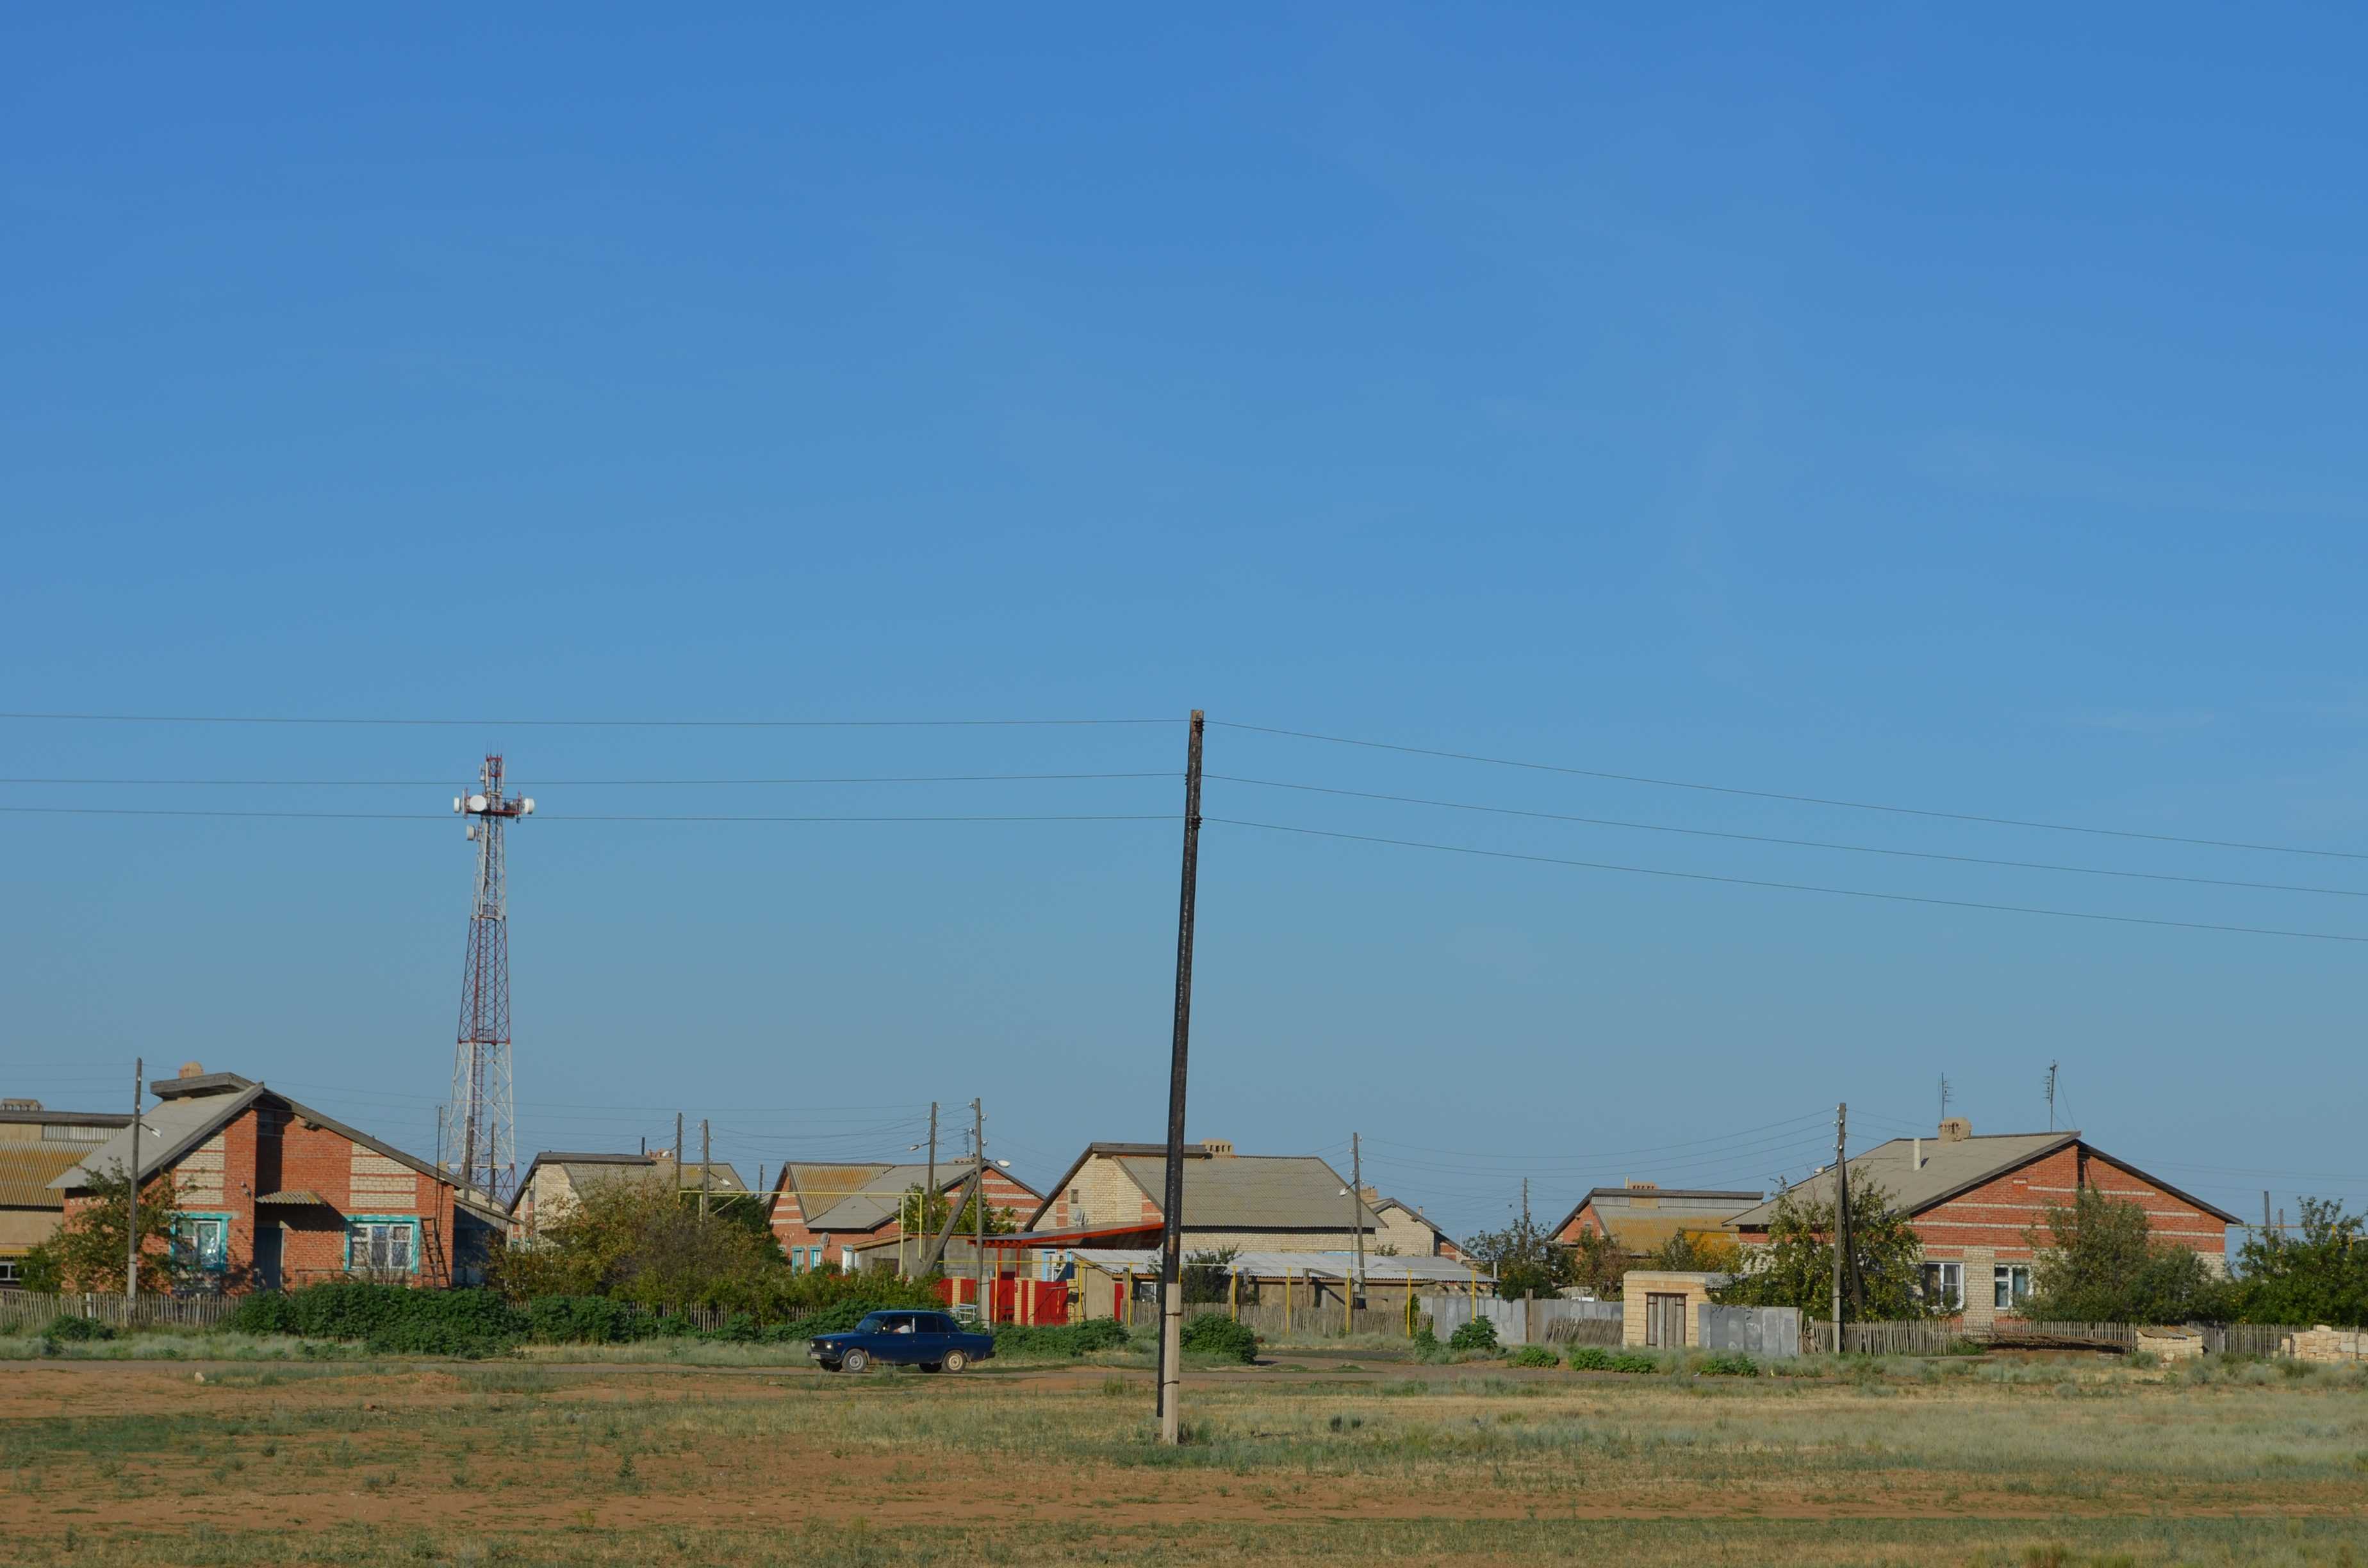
[810,1309,995,1374]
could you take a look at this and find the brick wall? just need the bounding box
[1042,1156,1160,1232]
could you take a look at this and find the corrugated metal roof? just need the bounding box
[1727,1133,2076,1229]
[1065,1248,1487,1283]
[49,1093,254,1190]
[803,1162,964,1232]
[1108,1154,1377,1232]
[0,1146,90,1209]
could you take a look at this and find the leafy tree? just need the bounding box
[2023,1186,2229,1324]
[1182,1246,1240,1305]
[896,1182,1017,1240]
[1715,1170,1930,1319]
[1461,1213,1568,1300]
[1563,1227,1631,1299]
[2228,1198,2368,1327]
[493,1177,793,1313]
[22,1166,190,1294]
[1647,1229,1741,1273]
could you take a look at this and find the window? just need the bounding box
[1918,1261,1963,1311]
[174,1216,229,1273]
[0,1259,21,1287]
[347,1220,416,1274]
[1994,1264,2032,1310]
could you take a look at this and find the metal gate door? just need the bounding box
[1645,1293,1688,1348]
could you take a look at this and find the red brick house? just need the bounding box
[769,1158,1041,1273]
[51,1065,506,1291]
[1727,1118,2240,1328]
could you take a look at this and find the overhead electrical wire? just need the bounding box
[0,806,1168,824]
[1215,720,2368,862]
[0,771,1177,787]
[1208,818,2368,945]
[1206,774,2368,899]
[0,711,1178,730]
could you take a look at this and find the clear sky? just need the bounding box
[6,8,2365,1244]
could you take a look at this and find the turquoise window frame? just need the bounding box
[343,1215,423,1276]
[172,1211,234,1273]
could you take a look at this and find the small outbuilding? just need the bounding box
[1619,1270,1735,1348]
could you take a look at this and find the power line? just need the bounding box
[1361,1109,1831,1164]
[0,806,1169,823]
[1207,774,2368,899]
[1214,721,2368,863]
[1210,817,2368,945]
[0,712,1178,730]
[0,771,1176,787]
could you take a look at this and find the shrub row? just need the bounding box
[223,1284,951,1357]
[991,1318,1133,1359]
[1179,1311,1258,1363]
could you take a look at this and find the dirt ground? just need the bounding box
[4,1357,2365,1565]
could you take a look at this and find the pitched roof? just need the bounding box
[0,1146,94,1209]
[803,1163,964,1232]
[1550,1186,1765,1248]
[1105,1153,1378,1232]
[1725,1132,2243,1230]
[49,1080,461,1205]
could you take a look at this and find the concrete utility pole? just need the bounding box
[126,1058,142,1298]
[700,1120,712,1220]
[675,1113,685,1195]
[1156,709,1205,1444]
[971,1099,987,1323]
[1830,1103,1847,1341]
[1351,1132,1365,1310]
[919,1102,938,1281]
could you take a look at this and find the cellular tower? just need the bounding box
[450,755,534,1200]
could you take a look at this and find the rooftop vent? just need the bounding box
[1,1098,39,1113]
[1199,1138,1235,1157]
[1625,1180,1660,1191]
[1939,1118,1973,1143]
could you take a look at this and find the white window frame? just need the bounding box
[1993,1264,2031,1310]
[1920,1261,1963,1311]
[346,1218,418,1275]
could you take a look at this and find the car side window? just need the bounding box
[893,1316,916,1334]
[926,1314,954,1334]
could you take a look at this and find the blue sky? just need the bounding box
[6,8,2365,1243]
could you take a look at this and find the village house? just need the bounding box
[769,1159,1041,1273]
[49,1064,506,1291]
[1726,1118,2241,1330]
[1550,1182,1764,1256]
[1023,1139,1378,1254]
[1367,1193,1465,1260]
[0,1100,133,1287]
[508,1150,748,1241]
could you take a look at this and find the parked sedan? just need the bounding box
[809,1310,994,1374]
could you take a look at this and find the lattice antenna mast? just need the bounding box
[450,756,534,1200]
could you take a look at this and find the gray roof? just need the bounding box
[804,1162,974,1232]
[49,1088,267,1190]
[1108,1154,1377,1232]
[1726,1132,2242,1229]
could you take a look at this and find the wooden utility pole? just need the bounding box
[1350,1132,1365,1314]
[1156,709,1205,1444]
[917,1102,938,1281]
[971,1099,988,1323]
[700,1120,712,1220]
[675,1113,685,1195]
[126,1058,142,1298]
[1830,1102,1849,1343]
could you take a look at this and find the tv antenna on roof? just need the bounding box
[1937,1074,1953,1127]
[2044,1061,2059,1132]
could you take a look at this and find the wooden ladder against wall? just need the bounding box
[418,1214,452,1288]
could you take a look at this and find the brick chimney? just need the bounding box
[1939,1118,1973,1143]
[1199,1138,1235,1157]
[179,1061,205,1079]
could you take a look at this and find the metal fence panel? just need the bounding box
[1698,1304,1800,1359]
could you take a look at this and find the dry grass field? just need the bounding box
[2,1350,2364,1566]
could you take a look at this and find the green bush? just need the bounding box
[42,1315,116,1344]
[1507,1344,1558,1368]
[1698,1352,1759,1377]
[1606,1352,1659,1373]
[992,1318,1131,1359]
[1178,1311,1258,1363]
[525,1295,648,1345]
[229,1284,525,1358]
[1565,1345,1612,1370]
[1447,1317,1499,1352]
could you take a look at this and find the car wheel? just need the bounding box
[920,1362,942,1373]
[942,1350,969,1373]
[841,1348,869,1374]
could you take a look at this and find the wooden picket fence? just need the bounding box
[0,1292,239,1332]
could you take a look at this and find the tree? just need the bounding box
[1647,1230,1741,1273]
[2228,1198,2368,1327]
[895,1182,1017,1240]
[1461,1213,1568,1300]
[1564,1227,1631,1299]
[1183,1246,1240,1305]
[491,1177,792,1312]
[1716,1170,1930,1319]
[22,1166,189,1294]
[2023,1186,2229,1324]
